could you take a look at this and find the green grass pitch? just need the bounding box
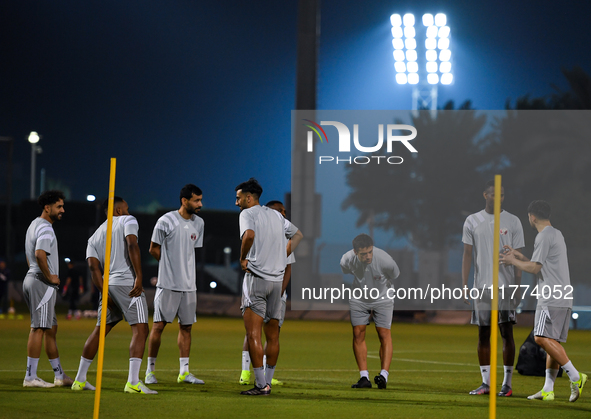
[0,316,589,418]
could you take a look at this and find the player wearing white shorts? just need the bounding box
[145,184,205,385]
[71,197,155,395]
[462,180,524,397]
[22,190,72,388]
[500,200,587,402]
[236,179,302,396]
[239,200,298,387]
[340,234,400,390]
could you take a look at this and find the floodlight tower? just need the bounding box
[390,13,453,112]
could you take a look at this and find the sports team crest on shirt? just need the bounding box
[191,233,197,240]
[500,228,508,235]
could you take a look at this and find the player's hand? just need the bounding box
[129,279,143,297]
[240,259,249,272]
[499,252,515,266]
[48,274,60,286]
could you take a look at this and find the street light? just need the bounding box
[28,132,42,200]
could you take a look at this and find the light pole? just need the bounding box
[28,132,41,200]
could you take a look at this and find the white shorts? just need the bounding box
[97,285,148,326]
[153,288,197,325]
[534,306,570,343]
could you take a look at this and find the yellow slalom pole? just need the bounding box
[93,158,117,419]
[489,174,501,419]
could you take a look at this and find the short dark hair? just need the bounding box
[180,184,203,205]
[352,234,373,251]
[528,200,551,220]
[265,200,283,207]
[484,180,495,191]
[38,190,65,208]
[102,196,125,214]
[235,178,263,199]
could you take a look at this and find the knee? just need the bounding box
[534,335,546,347]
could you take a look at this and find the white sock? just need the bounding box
[75,357,93,383]
[146,357,156,374]
[180,357,189,375]
[26,357,39,381]
[502,366,513,388]
[380,369,389,382]
[241,351,250,371]
[543,368,559,392]
[562,361,580,382]
[49,358,64,380]
[480,366,490,385]
[360,370,369,379]
[265,364,276,385]
[253,366,266,389]
[128,358,142,385]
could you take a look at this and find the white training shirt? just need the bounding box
[86,215,139,287]
[462,209,525,289]
[239,205,299,282]
[151,210,204,292]
[25,217,59,283]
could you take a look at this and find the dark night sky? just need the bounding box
[2,0,591,212]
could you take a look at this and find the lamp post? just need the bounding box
[28,132,41,200]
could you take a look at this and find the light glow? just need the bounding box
[405,50,417,61]
[403,13,415,27]
[439,49,451,61]
[434,13,446,27]
[441,73,453,84]
[427,73,439,84]
[390,14,402,27]
[395,73,408,84]
[405,38,416,50]
[422,13,434,27]
[394,62,406,73]
[408,73,419,84]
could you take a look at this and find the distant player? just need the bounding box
[23,190,73,388]
[462,180,524,397]
[71,197,156,394]
[145,184,205,385]
[236,179,301,395]
[239,200,298,387]
[340,234,400,389]
[500,200,587,402]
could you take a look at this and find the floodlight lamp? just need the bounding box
[86,194,96,202]
[391,27,403,38]
[404,26,416,38]
[406,50,417,61]
[28,131,40,144]
[427,73,439,84]
[407,62,418,73]
[403,13,415,27]
[439,49,451,61]
[438,38,450,50]
[426,62,438,73]
[422,13,434,27]
[405,38,417,50]
[223,246,231,254]
[395,73,408,84]
[392,38,404,49]
[425,38,436,50]
[438,26,450,38]
[441,73,453,85]
[408,73,419,84]
[393,50,405,61]
[426,50,437,61]
[394,62,406,73]
[572,312,579,320]
[434,13,446,27]
[390,14,402,27]
[426,25,438,38]
[64,257,71,263]
[209,281,217,289]
[440,61,452,73]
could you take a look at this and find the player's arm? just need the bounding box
[461,243,473,304]
[499,250,541,275]
[35,249,59,286]
[286,229,303,257]
[149,241,161,261]
[240,229,255,272]
[87,257,104,291]
[281,263,292,295]
[126,234,143,297]
[513,247,524,286]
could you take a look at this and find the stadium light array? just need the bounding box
[390,12,453,85]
